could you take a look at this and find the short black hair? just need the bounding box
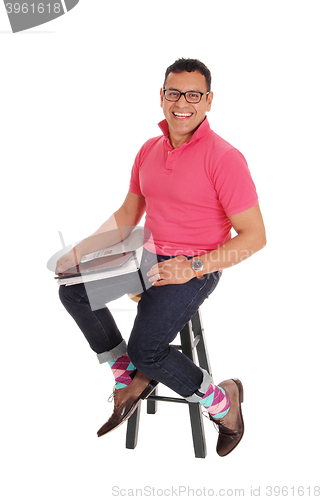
[164,58,211,92]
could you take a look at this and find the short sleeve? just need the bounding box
[129,148,143,196]
[214,148,259,217]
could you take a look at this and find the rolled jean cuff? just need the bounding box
[96,340,128,364]
[184,368,213,403]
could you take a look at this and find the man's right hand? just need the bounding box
[55,248,80,275]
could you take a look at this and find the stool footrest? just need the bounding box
[192,335,201,348]
[147,395,188,404]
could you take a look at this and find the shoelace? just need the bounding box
[108,384,116,403]
[203,410,238,438]
[202,410,220,433]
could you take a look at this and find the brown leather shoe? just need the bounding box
[210,378,244,457]
[97,371,158,437]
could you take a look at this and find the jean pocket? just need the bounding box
[187,271,221,296]
[186,274,209,291]
[205,271,222,297]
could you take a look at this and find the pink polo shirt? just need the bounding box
[129,118,258,256]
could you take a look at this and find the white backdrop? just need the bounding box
[1,1,321,499]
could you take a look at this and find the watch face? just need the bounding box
[191,258,204,271]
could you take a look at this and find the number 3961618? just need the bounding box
[5,3,62,14]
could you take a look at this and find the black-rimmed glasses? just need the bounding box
[163,88,210,103]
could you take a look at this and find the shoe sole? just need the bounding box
[97,380,159,437]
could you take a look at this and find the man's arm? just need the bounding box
[55,192,146,274]
[201,204,266,274]
[90,191,146,245]
[147,204,266,285]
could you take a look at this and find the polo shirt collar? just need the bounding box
[158,116,211,144]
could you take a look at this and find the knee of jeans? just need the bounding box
[127,339,167,370]
[127,341,153,370]
[59,284,82,308]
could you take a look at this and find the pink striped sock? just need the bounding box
[199,383,230,419]
[108,354,136,389]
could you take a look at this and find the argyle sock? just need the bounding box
[199,382,230,419]
[108,354,137,389]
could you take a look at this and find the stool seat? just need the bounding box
[125,308,212,458]
[127,293,142,303]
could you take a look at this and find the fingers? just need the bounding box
[147,257,183,285]
[148,271,162,285]
[147,264,159,278]
[146,256,189,286]
[147,263,159,276]
[55,251,76,274]
[149,273,161,281]
[55,259,70,274]
[146,264,162,285]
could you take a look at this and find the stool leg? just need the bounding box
[147,386,158,414]
[192,310,212,376]
[188,403,207,458]
[126,402,141,449]
[180,320,207,458]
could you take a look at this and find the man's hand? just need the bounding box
[55,248,80,274]
[147,255,195,286]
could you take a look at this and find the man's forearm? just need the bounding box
[56,192,146,274]
[74,211,136,259]
[201,230,266,274]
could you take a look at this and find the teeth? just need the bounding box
[174,112,192,117]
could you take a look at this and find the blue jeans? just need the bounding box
[59,249,221,398]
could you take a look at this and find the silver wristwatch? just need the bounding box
[191,257,204,278]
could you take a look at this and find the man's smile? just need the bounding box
[172,111,193,119]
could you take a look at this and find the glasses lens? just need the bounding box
[164,90,180,101]
[185,92,202,103]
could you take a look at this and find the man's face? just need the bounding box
[160,70,213,148]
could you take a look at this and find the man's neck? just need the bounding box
[167,117,207,149]
[169,133,193,149]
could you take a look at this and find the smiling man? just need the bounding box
[57,58,266,457]
[161,68,213,148]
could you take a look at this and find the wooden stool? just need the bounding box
[125,307,212,458]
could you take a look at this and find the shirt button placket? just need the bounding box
[165,149,174,173]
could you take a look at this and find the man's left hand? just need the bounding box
[147,255,195,286]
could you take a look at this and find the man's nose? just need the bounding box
[176,94,188,106]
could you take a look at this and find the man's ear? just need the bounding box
[206,91,214,112]
[160,87,164,107]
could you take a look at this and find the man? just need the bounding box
[56,58,266,457]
